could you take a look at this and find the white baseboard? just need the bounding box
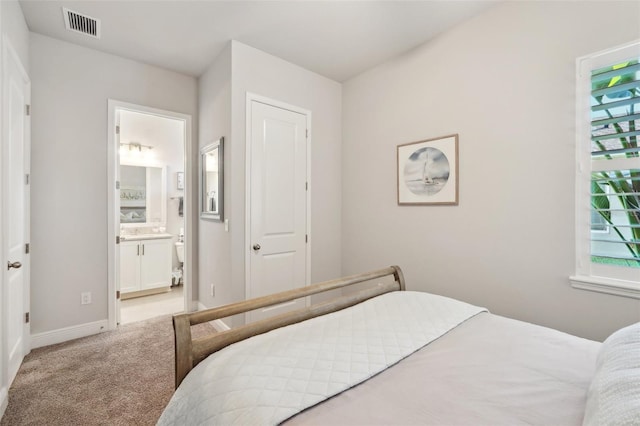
[197,302,230,331]
[31,319,109,349]
[0,386,7,420]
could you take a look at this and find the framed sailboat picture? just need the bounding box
[397,134,458,205]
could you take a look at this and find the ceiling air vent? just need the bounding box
[62,8,101,39]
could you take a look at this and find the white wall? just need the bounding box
[342,1,640,342]
[198,44,232,309]
[29,34,197,335]
[2,0,29,71]
[197,41,343,325]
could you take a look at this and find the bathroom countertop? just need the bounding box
[119,233,174,241]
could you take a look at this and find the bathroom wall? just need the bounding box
[119,110,186,271]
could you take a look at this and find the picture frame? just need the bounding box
[120,186,146,207]
[397,134,458,205]
[200,137,224,221]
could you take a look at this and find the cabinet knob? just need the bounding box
[253,244,261,251]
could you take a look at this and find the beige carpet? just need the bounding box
[1,315,215,425]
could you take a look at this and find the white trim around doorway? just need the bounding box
[107,100,193,330]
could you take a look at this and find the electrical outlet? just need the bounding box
[210,284,215,298]
[81,292,92,305]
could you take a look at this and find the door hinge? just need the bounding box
[305,182,308,191]
[25,243,30,254]
[116,125,120,135]
[116,290,121,300]
[25,104,30,116]
[116,236,120,244]
[116,180,120,190]
[25,174,30,185]
[305,234,308,243]
[25,312,30,323]
[306,129,309,138]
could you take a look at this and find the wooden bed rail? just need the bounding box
[173,265,405,388]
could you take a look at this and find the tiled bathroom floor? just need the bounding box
[120,286,185,325]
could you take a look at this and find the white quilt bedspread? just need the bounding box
[158,291,487,426]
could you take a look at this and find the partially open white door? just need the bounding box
[114,109,121,326]
[247,99,309,322]
[2,38,31,385]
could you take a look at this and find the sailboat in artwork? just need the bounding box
[422,151,434,185]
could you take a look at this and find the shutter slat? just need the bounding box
[591,80,640,97]
[591,63,640,83]
[592,175,640,183]
[590,223,640,228]
[592,113,640,127]
[592,96,640,111]
[591,130,640,141]
[592,238,640,244]
[591,192,640,197]
[591,147,640,156]
[590,254,640,262]
[593,209,640,213]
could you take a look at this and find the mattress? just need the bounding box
[287,311,600,425]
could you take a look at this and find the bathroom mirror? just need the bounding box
[200,138,224,221]
[120,162,167,226]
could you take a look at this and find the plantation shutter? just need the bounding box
[589,58,640,268]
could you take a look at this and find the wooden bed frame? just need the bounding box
[172,265,406,388]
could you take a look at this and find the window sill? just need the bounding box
[570,275,640,300]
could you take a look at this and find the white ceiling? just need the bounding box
[19,0,498,82]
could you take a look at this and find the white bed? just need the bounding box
[160,266,640,425]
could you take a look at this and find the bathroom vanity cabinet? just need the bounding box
[120,235,172,296]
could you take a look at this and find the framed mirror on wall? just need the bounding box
[200,137,224,221]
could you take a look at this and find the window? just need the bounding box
[573,41,640,298]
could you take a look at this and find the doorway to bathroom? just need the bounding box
[107,101,193,328]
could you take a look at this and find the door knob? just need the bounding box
[253,244,261,251]
[7,261,22,270]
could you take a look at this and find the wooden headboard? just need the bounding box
[172,265,406,388]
